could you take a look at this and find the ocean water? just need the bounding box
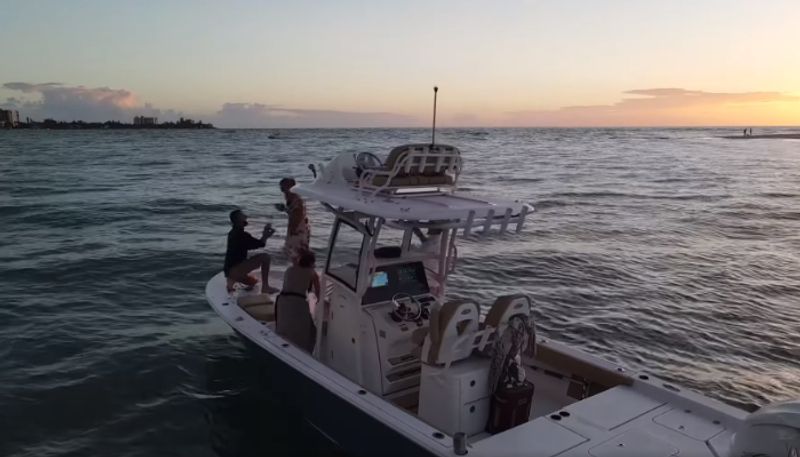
[1,127,799,456]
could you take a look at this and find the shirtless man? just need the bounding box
[224,209,279,294]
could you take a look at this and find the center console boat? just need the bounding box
[206,142,800,456]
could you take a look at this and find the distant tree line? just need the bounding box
[15,117,214,130]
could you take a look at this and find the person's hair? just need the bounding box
[297,249,316,268]
[229,209,243,224]
[280,177,296,189]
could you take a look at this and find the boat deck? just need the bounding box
[472,384,735,456]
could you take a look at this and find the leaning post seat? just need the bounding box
[357,144,463,196]
[418,301,493,437]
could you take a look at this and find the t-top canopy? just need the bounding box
[294,148,533,234]
[294,182,533,235]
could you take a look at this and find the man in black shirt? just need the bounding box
[225,209,278,294]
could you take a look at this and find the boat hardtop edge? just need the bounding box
[207,142,800,457]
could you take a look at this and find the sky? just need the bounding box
[1,0,799,127]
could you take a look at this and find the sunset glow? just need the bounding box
[2,0,799,127]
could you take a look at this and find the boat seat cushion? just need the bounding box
[241,304,275,322]
[485,294,531,329]
[238,294,275,322]
[425,300,480,365]
[370,173,454,188]
[378,144,460,173]
[371,174,419,187]
[238,293,273,307]
[383,145,410,170]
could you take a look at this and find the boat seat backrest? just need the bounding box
[485,294,531,331]
[424,300,480,366]
[358,144,463,194]
[383,145,410,170]
[383,144,461,175]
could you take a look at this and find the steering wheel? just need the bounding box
[391,292,423,322]
[356,152,383,170]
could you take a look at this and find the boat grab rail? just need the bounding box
[357,144,463,198]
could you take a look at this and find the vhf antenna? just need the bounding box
[431,86,438,146]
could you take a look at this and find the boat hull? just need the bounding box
[238,336,435,457]
[207,270,444,457]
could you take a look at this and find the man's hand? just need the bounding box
[262,224,275,239]
[274,203,287,212]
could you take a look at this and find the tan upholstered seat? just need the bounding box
[418,300,491,436]
[370,175,419,187]
[361,144,462,192]
[238,293,273,307]
[370,172,455,187]
[484,294,531,329]
[421,300,481,366]
[238,294,275,322]
[242,304,275,322]
[416,174,454,186]
[384,145,410,170]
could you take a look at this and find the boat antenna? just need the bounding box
[431,86,438,146]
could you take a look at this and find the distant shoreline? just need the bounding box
[7,119,214,130]
[721,133,800,140]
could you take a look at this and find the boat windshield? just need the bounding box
[326,220,364,290]
[362,261,429,305]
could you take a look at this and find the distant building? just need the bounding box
[133,116,158,126]
[0,109,20,128]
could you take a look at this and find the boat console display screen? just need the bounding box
[362,261,430,304]
[371,271,389,288]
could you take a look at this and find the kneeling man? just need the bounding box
[224,209,279,294]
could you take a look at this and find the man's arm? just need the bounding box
[244,232,266,250]
[244,225,273,250]
[260,224,275,243]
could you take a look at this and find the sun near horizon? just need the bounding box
[1,0,799,128]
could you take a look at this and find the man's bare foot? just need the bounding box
[261,285,280,294]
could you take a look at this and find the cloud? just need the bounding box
[1,82,417,127]
[504,88,800,126]
[210,102,418,128]
[1,82,178,122]
[3,82,63,93]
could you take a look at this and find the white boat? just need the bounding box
[206,143,800,456]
